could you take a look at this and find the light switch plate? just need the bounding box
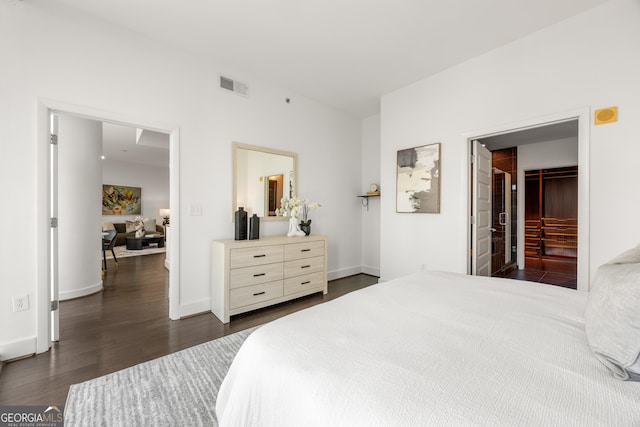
[190,204,202,216]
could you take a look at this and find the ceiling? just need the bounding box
[480,120,578,151]
[102,123,169,168]
[52,0,610,118]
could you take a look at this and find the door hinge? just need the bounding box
[470,216,475,225]
[50,300,59,311]
[50,217,58,228]
[470,154,476,164]
[50,134,58,145]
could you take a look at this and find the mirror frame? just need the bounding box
[232,142,298,221]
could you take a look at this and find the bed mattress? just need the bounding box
[216,271,640,426]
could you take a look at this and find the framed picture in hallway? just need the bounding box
[396,143,440,213]
[102,184,142,215]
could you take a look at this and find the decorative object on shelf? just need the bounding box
[277,196,321,237]
[287,217,305,237]
[132,216,147,237]
[396,143,441,213]
[299,223,311,236]
[159,208,170,226]
[358,183,381,210]
[235,207,248,240]
[249,214,260,240]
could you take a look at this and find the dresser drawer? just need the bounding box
[229,280,283,309]
[285,240,324,261]
[230,245,284,268]
[230,263,284,289]
[284,271,325,296]
[284,255,324,278]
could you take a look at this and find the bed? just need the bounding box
[217,264,640,425]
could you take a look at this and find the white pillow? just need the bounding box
[584,244,640,381]
[102,221,115,231]
[144,218,156,233]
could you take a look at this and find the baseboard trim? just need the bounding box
[361,265,380,277]
[59,280,103,301]
[179,298,211,319]
[0,336,36,362]
[327,266,362,281]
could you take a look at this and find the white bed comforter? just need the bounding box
[216,271,640,426]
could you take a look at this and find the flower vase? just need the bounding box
[287,217,305,237]
[299,221,311,236]
[135,229,145,238]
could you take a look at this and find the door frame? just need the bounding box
[464,107,590,292]
[36,98,181,354]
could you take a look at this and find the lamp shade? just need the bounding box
[159,208,170,218]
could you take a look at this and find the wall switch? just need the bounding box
[12,294,29,312]
[190,204,202,216]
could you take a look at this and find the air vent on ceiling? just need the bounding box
[219,75,249,97]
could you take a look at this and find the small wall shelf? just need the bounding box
[357,193,380,210]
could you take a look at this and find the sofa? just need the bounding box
[103,221,165,247]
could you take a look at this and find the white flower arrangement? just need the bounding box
[276,196,321,225]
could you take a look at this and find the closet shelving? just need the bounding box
[524,167,578,275]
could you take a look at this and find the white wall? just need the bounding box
[102,159,170,228]
[361,115,381,276]
[58,115,103,301]
[380,0,640,283]
[0,1,362,359]
[516,137,579,267]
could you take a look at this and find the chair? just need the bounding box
[102,229,119,271]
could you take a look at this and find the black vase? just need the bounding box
[249,214,260,240]
[300,221,311,236]
[235,207,247,240]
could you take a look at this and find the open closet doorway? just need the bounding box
[36,99,181,354]
[468,110,590,293]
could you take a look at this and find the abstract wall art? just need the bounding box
[102,184,142,215]
[396,143,440,213]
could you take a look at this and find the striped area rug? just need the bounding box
[65,327,257,426]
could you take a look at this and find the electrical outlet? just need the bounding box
[12,294,29,312]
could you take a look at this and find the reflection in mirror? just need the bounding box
[233,142,297,220]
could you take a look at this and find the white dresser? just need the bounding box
[212,235,328,323]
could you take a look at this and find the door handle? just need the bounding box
[490,228,497,232]
[499,212,508,226]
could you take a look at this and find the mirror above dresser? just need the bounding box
[233,142,297,220]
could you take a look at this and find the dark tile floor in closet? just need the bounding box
[497,268,577,289]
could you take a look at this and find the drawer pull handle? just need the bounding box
[253,273,266,277]
[253,254,266,258]
[301,265,311,269]
[301,249,311,252]
[301,281,311,285]
[253,291,266,296]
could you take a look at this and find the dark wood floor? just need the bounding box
[496,267,577,289]
[0,254,378,406]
